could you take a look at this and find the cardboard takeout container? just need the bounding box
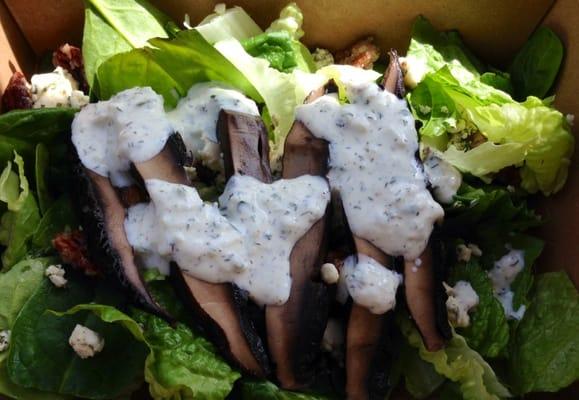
[0,0,577,398]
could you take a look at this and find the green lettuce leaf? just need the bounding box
[94,28,261,108]
[0,259,65,400]
[0,258,54,330]
[239,380,330,400]
[242,31,315,73]
[6,270,146,399]
[464,96,574,194]
[399,339,445,399]
[404,16,484,86]
[82,0,172,87]
[508,272,579,394]
[449,258,510,358]
[57,302,241,400]
[400,318,511,400]
[406,18,574,195]
[265,2,305,40]
[444,183,541,237]
[0,154,42,270]
[195,5,262,43]
[509,27,564,100]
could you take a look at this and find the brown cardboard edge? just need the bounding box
[534,0,579,288]
[0,0,34,93]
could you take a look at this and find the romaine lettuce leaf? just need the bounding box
[195,5,262,43]
[508,272,579,394]
[239,380,330,400]
[444,183,541,236]
[399,339,445,399]
[400,318,511,400]
[448,258,510,358]
[82,0,172,87]
[94,29,261,108]
[57,303,241,400]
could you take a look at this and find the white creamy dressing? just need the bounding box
[125,175,329,306]
[31,67,89,109]
[342,254,403,314]
[295,81,444,260]
[488,248,526,320]
[168,83,260,173]
[71,87,173,187]
[444,280,479,328]
[423,150,462,204]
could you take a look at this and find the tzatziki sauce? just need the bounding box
[71,87,173,187]
[488,248,526,320]
[295,81,444,260]
[422,150,462,204]
[125,175,330,306]
[342,254,403,314]
[168,83,259,173]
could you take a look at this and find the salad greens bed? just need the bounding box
[0,0,577,399]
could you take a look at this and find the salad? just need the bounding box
[0,1,577,399]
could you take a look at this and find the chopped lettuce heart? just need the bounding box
[406,17,574,195]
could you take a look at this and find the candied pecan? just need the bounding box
[1,71,33,111]
[335,37,381,69]
[53,230,102,276]
[52,43,89,93]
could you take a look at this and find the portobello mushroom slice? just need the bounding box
[384,50,451,351]
[132,130,269,377]
[265,85,332,389]
[71,150,170,320]
[345,239,398,400]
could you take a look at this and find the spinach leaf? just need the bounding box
[0,258,66,400]
[35,143,51,215]
[94,29,261,108]
[82,0,172,87]
[509,272,579,394]
[31,196,79,254]
[0,108,77,143]
[480,71,513,95]
[509,27,564,100]
[6,271,147,399]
